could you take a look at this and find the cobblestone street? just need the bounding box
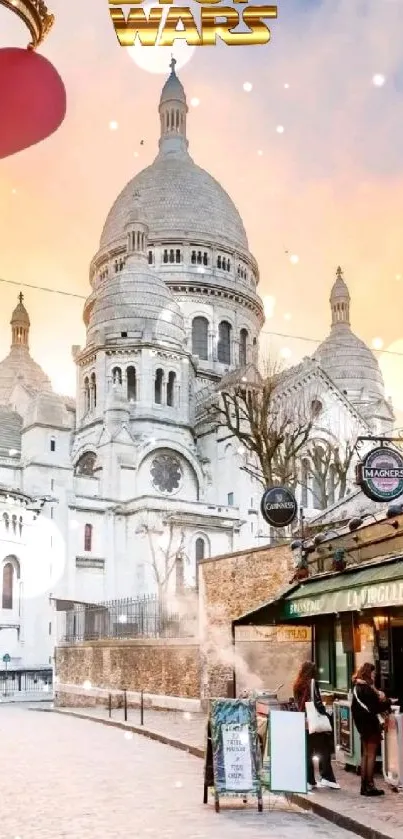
[0,705,358,839]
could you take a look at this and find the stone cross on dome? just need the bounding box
[18,292,24,304]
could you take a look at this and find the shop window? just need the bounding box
[335,620,349,690]
[316,623,332,687]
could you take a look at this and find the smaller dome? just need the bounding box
[160,58,186,105]
[88,266,185,348]
[314,267,385,402]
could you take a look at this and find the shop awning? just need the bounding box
[234,557,403,626]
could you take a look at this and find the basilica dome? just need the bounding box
[314,268,385,402]
[88,196,185,348]
[99,60,248,256]
[0,294,52,405]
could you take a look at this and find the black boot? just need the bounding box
[362,782,385,797]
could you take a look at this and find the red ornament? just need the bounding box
[0,47,66,159]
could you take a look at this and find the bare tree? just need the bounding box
[306,436,358,509]
[138,517,186,598]
[210,361,317,488]
[333,438,357,500]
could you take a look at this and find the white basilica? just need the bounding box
[0,62,394,668]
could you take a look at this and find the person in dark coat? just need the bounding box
[294,660,340,791]
[351,662,391,797]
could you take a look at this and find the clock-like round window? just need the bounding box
[151,454,182,494]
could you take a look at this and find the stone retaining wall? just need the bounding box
[54,638,201,707]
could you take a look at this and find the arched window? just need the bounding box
[195,538,205,563]
[227,260,231,272]
[154,368,164,404]
[197,251,202,264]
[112,367,122,385]
[217,321,231,365]
[222,258,227,271]
[90,372,97,409]
[50,436,56,452]
[75,452,97,477]
[192,317,208,360]
[167,371,176,407]
[203,252,208,266]
[163,249,168,264]
[191,251,196,264]
[2,559,19,610]
[148,250,153,264]
[175,249,181,263]
[127,366,137,401]
[84,524,93,552]
[84,377,90,413]
[169,249,175,263]
[239,328,248,366]
[217,256,222,269]
[195,537,206,589]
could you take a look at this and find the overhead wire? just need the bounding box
[1,275,403,358]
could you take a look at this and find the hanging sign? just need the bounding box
[203,699,263,812]
[260,486,297,528]
[356,446,403,502]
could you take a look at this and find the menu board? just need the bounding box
[205,698,263,812]
[334,701,353,756]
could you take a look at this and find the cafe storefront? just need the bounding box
[234,556,403,704]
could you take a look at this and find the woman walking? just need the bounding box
[294,661,339,791]
[352,663,391,797]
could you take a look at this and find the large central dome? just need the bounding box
[100,155,249,253]
[99,59,248,255]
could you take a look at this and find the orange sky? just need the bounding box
[1,0,403,420]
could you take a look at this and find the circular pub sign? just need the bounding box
[357,446,403,502]
[260,486,298,528]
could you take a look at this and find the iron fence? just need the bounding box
[61,594,197,643]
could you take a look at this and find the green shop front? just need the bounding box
[233,556,403,771]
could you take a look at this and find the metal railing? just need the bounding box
[60,594,198,643]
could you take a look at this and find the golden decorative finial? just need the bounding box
[170,55,177,74]
[0,0,55,50]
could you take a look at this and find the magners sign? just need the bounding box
[356,446,403,503]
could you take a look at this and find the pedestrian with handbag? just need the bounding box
[351,662,392,797]
[294,661,340,791]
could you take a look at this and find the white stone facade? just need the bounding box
[0,64,394,666]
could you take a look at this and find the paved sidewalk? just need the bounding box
[0,704,358,839]
[49,703,403,839]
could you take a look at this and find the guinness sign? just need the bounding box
[356,446,403,503]
[260,486,297,528]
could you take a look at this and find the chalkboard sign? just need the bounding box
[334,701,353,756]
[203,699,263,812]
